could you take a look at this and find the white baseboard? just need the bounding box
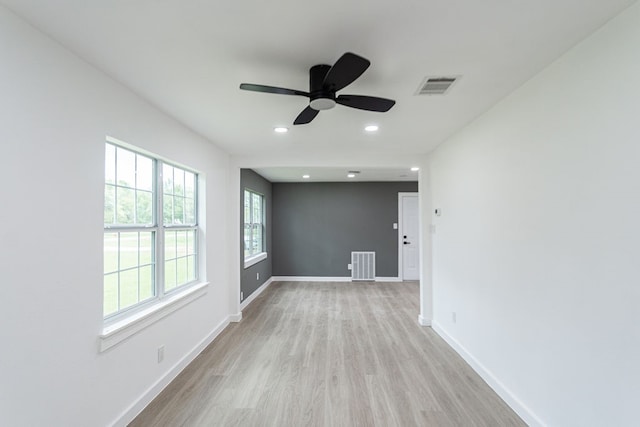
[240,277,273,311]
[228,312,242,322]
[271,276,351,282]
[271,276,402,283]
[111,315,234,427]
[375,277,402,282]
[432,321,544,427]
[418,314,431,326]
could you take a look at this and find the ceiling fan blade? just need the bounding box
[239,83,309,97]
[293,106,319,125]
[322,52,370,92]
[336,95,395,112]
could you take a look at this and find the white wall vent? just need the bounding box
[351,251,375,281]
[415,76,460,95]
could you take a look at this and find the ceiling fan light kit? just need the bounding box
[239,52,395,125]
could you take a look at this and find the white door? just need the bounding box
[399,193,419,280]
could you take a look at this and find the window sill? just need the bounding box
[99,281,209,352]
[244,252,268,269]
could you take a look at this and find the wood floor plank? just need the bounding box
[130,281,526,427]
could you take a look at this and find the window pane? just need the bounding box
[119,268,139,310]
[174,168,184,196]
[244,223,251,257]
[173,196,184,224]
[104,233,118,273]
[104,185,115,225]
[139,265,154,301]
[252,193,262,223]
[187,255,196,282]
[116,147,136,188]
[139,232,153,265]
[119,232,139,270]
[116,187,135,224]
[252,223,262,253]
[104,273,119,316]
[105,144,116,185]
[185,197,196,225]
[136,190,153,225]
[177,230,188,257]
[185,172,195,199]
[165,230,176,260]
[177,256,188,285]
[163,193,173,225]
[136,155,153,191]
[163,164,174,195]
[244,190,251,222]
[187,230,195,255]
[165,259,177,291]
[136,191,153,225]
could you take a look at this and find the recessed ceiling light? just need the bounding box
[274,127,288,133]
[347,173,356,178]
[302,174,310,179]
[411,167,420,172]
[364,125,379,132]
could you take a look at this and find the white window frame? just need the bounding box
[101,136,207,351]
[243,188,267,268]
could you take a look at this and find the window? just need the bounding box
[104,141,198,319]
[244,189,265,263]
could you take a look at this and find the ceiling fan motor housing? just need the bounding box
[309,64,336,110]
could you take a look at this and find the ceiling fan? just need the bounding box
[239,52,395,125]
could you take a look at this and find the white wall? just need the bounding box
[0,6,232,426]
[429,3,640,426]
[418,159,433,326]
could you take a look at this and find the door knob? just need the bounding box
[403,241,410,245]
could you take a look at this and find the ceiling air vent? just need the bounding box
[416,76,460,95]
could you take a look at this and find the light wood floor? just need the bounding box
[131,281,525,426]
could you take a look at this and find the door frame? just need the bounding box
[398,192,419,281]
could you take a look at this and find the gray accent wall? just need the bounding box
[272,181,418,277]
[240,169,272,301]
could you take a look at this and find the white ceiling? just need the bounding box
[253,167,419,183]
[2,0,635,181]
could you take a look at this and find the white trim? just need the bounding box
[271,276,351,282]
[240,277,274,310]
[398,193,405,281]
[228,312,242,322]
[270,276,402,284]
[110,314,233,427]
[100,282,209,352]
[375,277,402,282]
[244,251,268,269]
[432,321,545,427]
[418,314,431,326]
[270,276,402,283]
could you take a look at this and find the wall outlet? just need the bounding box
[452,312,457,323]
[158,345,165,363]
[256,272,260,280]
[240,291,244,301]
[347,264,352,270]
